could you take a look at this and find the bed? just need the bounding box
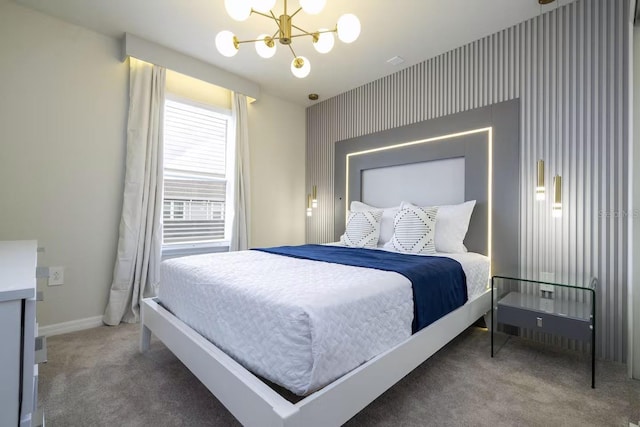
[140,110,521,426]
[141,268,491,427]
[158,246,490,396]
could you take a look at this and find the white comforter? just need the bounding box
[159,249,489,395]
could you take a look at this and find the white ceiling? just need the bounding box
[14,0,568,106]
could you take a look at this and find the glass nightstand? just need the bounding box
[490,274,597,388]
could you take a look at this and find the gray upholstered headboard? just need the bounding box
[334,100,520,274]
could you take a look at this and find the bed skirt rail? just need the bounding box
[141,290,491,427]
[141,298,299,426]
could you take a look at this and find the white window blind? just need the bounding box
[163,98,230,246]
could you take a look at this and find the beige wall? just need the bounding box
[0,1,128,327]
[248,93,306,248]
[166,69,231,111]
[0,1,306,327]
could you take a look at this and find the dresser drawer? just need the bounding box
[0,300,21,427]
[0,240,39,426]
[497,304,592,341]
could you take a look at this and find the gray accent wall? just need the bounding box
[306,0,630,362]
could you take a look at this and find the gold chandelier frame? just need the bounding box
[217,0,360,77]
[236,2,337,64]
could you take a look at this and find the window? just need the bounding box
[162,97,232,248]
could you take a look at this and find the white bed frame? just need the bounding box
[141,147,495,425]
[140,289,490,427]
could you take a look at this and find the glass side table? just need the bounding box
[490,274,597,388]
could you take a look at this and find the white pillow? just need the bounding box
[340,209,383,248]
[350,201,399,246]
[401,200,476,253]
[384,205,438,254]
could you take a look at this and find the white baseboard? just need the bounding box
[38,315,104,337]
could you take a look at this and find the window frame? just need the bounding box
[161,93,234,258]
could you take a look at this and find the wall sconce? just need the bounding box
[307,194,313,217]
[552,175,562,218]
[312,185,318,208]
[536,160,545,201]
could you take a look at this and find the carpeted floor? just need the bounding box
[40,324,640,427]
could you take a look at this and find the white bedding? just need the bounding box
[158,248,489,395]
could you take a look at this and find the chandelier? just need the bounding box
[215,0,361,78]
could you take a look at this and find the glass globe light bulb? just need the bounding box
[255,34,276,58]
[224,0,251,21]
[337,14,361,43]
[291,56,311,78]
[215,31,239,57]
[299,0,326,15]
[313,29,334,54]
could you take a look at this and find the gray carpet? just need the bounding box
[40,324,640,427]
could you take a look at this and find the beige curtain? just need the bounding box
[230,93,251,251]
[103,58,166,325]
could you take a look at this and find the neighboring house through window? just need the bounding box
[162,95,233,255]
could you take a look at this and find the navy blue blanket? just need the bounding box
[254,245,467,333]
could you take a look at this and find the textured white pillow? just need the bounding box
[384,205,438,254]
[401,200,476,253]
[350,201,399,246]
[340,209,383,248]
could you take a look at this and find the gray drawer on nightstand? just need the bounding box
[498,304,592,341]
[497,292,592,342]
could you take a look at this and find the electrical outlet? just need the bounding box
[539,272,555,293]
[48,266,64,286]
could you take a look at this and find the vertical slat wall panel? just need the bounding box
[305,0,629,361]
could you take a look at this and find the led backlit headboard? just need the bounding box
[334,100,520,274]
[361,157,466,208]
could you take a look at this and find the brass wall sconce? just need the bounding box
[536,159,545,201]
[312,185,318,208]
[552,175,562,218]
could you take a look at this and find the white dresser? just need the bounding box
[0,240,42,427]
